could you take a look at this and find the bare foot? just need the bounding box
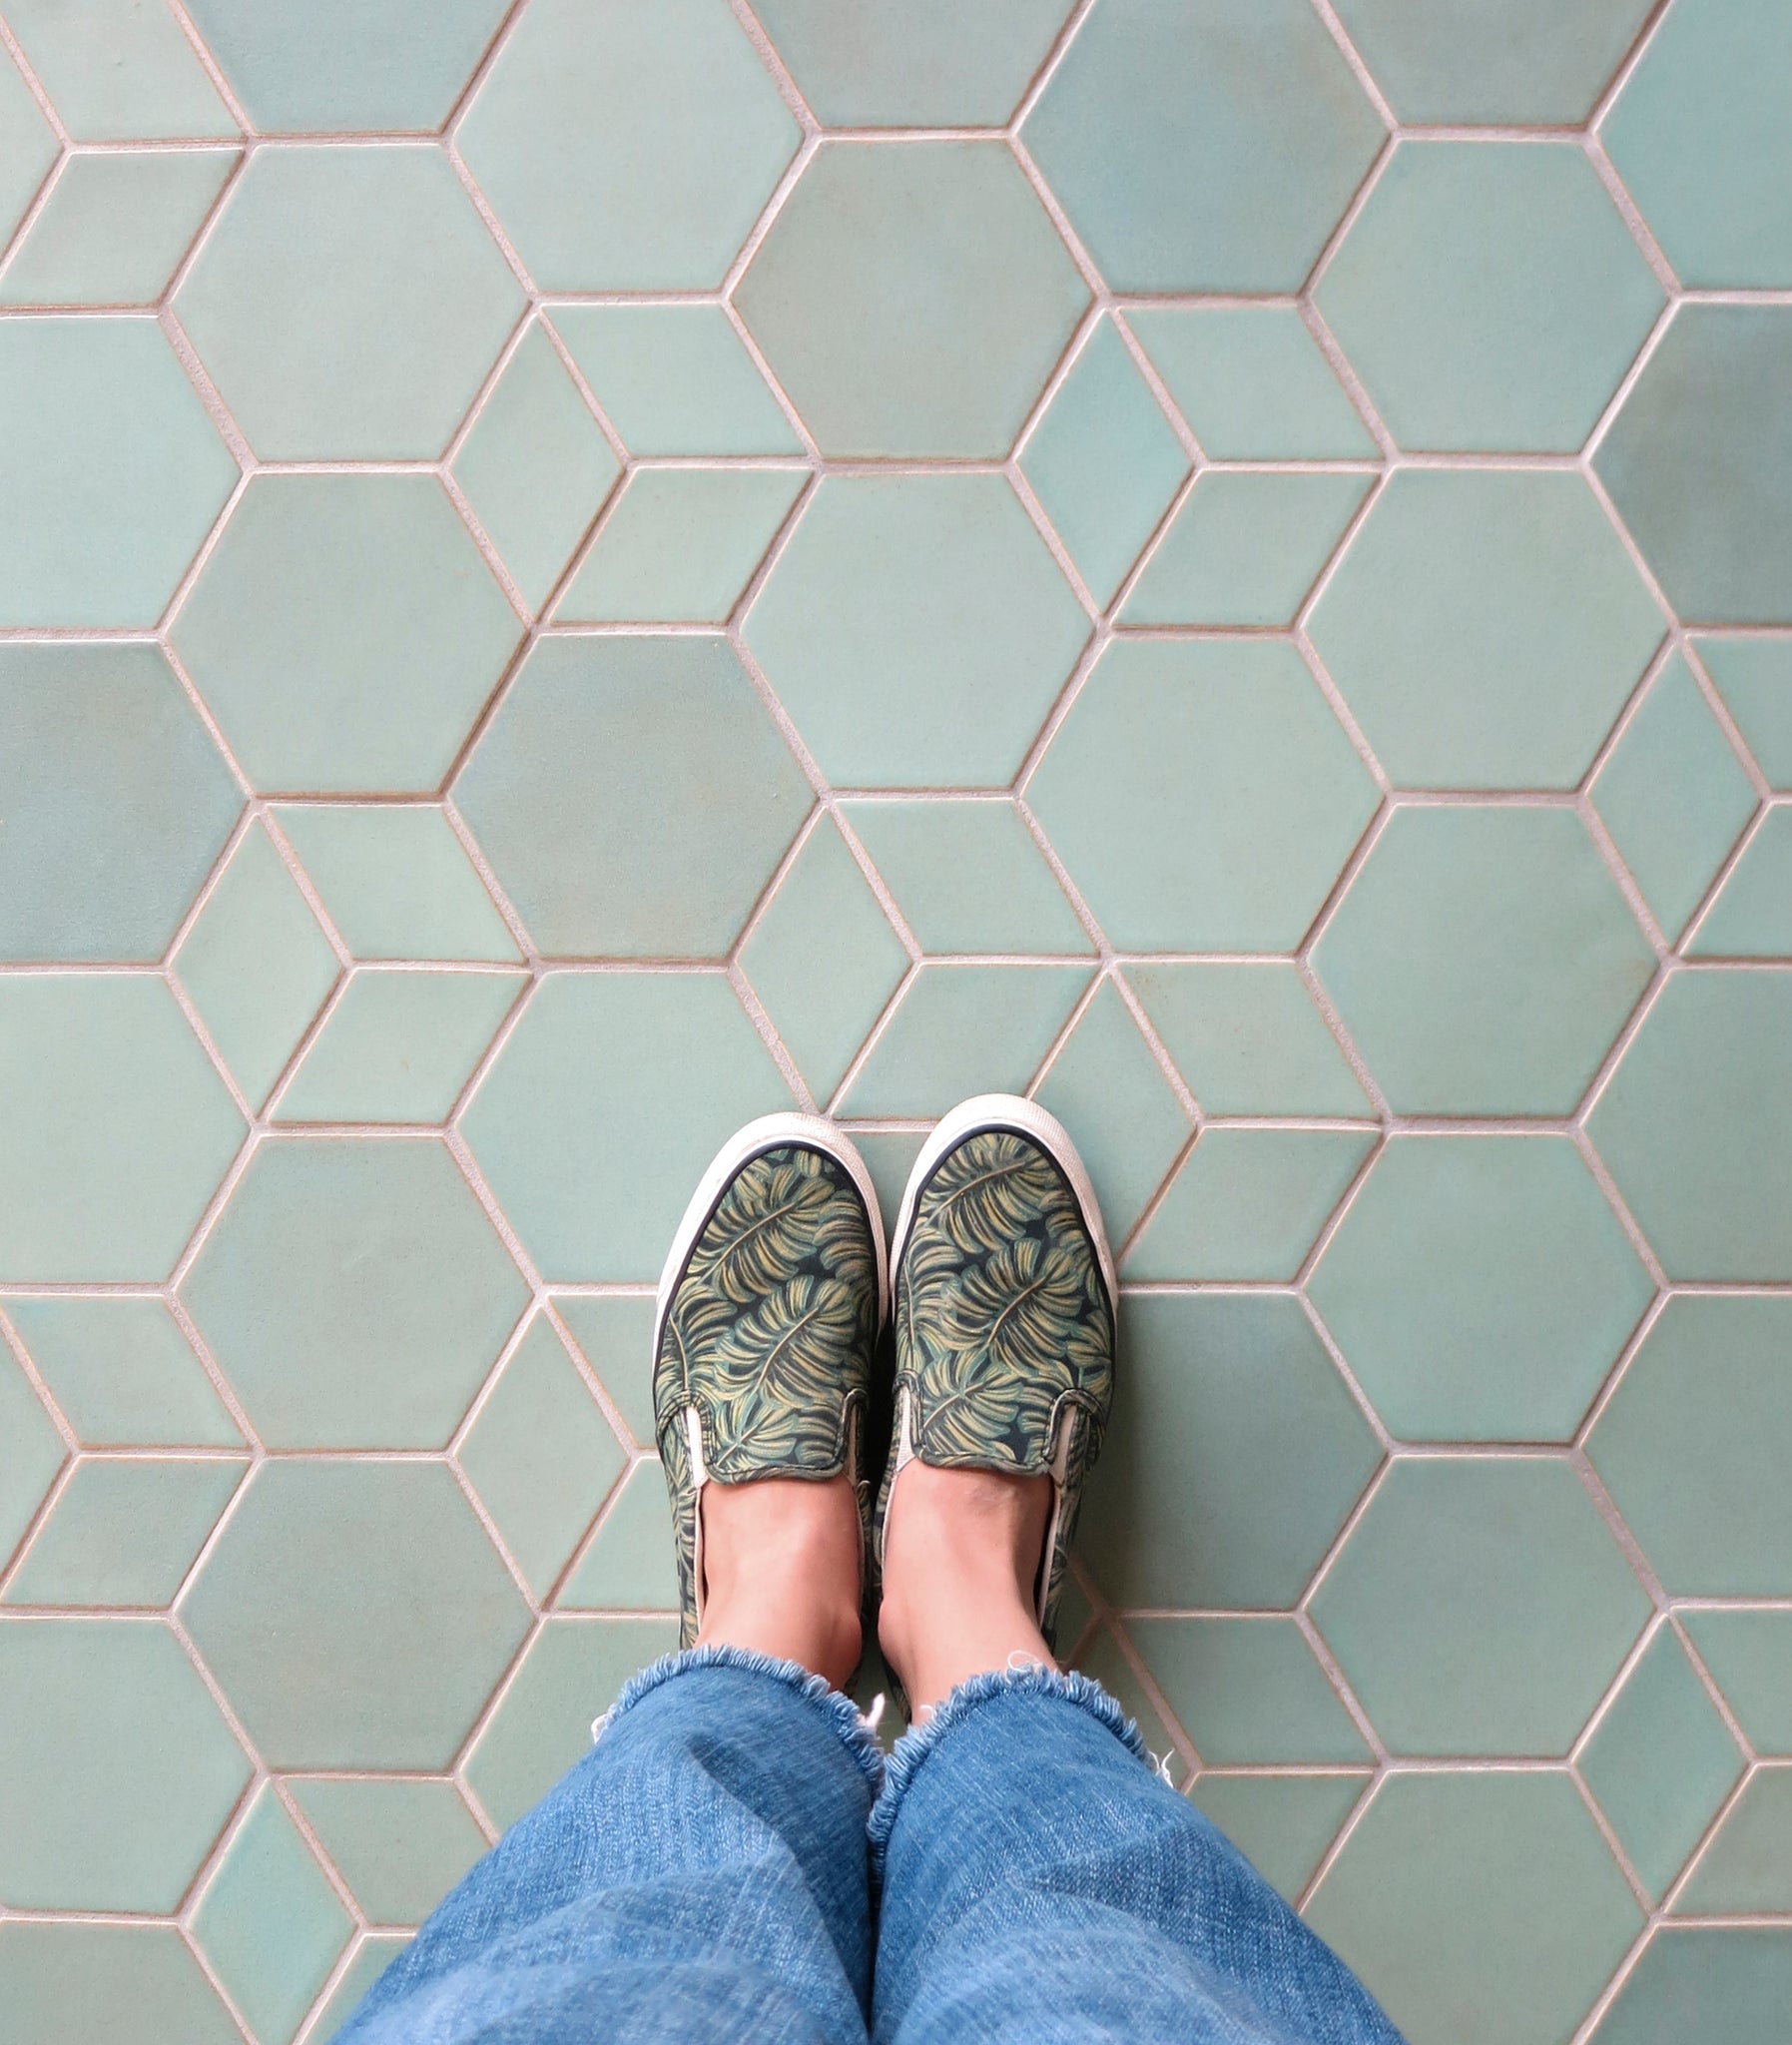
[694,1473,863,1691]
[878,1461,1054,1714]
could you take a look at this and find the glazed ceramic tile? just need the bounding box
[1070,1626,1187,1784]
[3,0,237,140]
[1592,1928,1792,2045]
[551,1295,657,1449]
[0,149,236,306]
[6,1297,239,1449]
[1695,636,1792,787]
[3,1456,244,1609]
[0,1354,65,1569]
[0,1923,238,2045]
[1188,1774,1369,1906]
[1682,1612,1792,1755]
[0,47,56,240]
[1125,963,1372,1118]
[842,1135,927,1253]
[311,1935,411,2041]
[1130,1617,1371,1765]
[558,1461,680,1611]
[1688,806,1792,957]
[288,1778,487,1927]
[551,305,800,456]
[1673,1768,1792,1915]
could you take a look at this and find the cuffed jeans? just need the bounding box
[337,1646,1404,2044]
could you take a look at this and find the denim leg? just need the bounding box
[869,1668,1404,2045]
[337,1646,881,2045]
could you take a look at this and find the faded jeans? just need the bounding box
[337,1647,1404,2043]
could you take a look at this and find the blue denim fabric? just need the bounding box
[338,1647,1404,2045]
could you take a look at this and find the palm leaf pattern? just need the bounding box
[655,1145,878,1646]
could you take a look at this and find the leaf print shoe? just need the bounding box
[874,1094,1117,1664]
[654,1114,887,1653]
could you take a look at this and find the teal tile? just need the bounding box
[837,963,1091,1118]
[1126,1127,1372,1283]
[0,47,56,243]
[1595,307,1792,624]
[1129,1617,1371,1764]
[1689,806,1792,956]
[1312,1460,1650,1755]
[745,474,1089,788]
[1674,1768,1792,1914]
[0,1616,250,1909]
[4,0,236,139]
[182,1459,529,1769]
[1587,1296,1792,1594]
[1127,306,1376,460]
[0,316,237,627]
[0,643,241,963]
[1683,1612,1792,1754]
[1312,469,1667,790]
[456,636,811,957]
[1029,639,1378,951]
[288,1779,486,1927]
[553,1295,657,1448]
[459,0,797,290]
[738,140,1086,457]
[173,474,521,794]
[172,822,339,1110]
[273,805,520,964]
[464,1615,678,1829]
[560,1461,679,1611]
[1306,1773,1643,2045]
[1314,807,1655,1114]
[5,1297,241,1448]
[1697,636,1792,787]
[460,973,796,1281]
[0,1351,65,1570]
[450,325,621,613]
[0,1922,239,2045]
[1309,1135,1653,1443]
[1582,1628,1744,1900]
[1333,0,1652,122]
[842,1136,926,1253]
[0,149,235,306]
[1033,981,1193,1241]
[1592,1927,1792,2045]
[1318,141,1663,452]
[552,305,801,456]
[1604,0,1792,288]
[176,145,522,459]
[182,1135,527,1450]
[181,0,509,132]
[842,799,1092,956]
[460,1316,628,1600]
[0,976,245,1282]
[1126,963,1371,1118]
[1592,654,1758,940]
[1078,1294,1380,1610]
[1122,470,1370,627]
[192,1786,351,2045]
[1017,317,1189,609]
[1188,1773,1366,1904]
[755,0,1072,124]
[311,1934,410,2042]
[1070,1625,1187,1785]
[739,819,909,1105]
[4,1457,243,1609]
[1022,0,1384,292]
[555,467,805,624]
[274,969,526,1125]
[1587,973,1792,1279]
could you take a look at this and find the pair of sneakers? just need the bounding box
[652,1096,1118,1699]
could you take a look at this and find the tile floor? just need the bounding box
[1,1,1790,2040]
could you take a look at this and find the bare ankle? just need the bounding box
[695,1475,863,1690]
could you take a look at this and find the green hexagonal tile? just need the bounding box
[181,1135,528,1449]
[1187,1774,1367,1906]
[1591,1927,1792,2045]
[3,1457,244,1609]
[1022,0,1385,292]
[738,139,1086,457]
[552,305,800,457]
[4,0,236,139]
[0,1350,65,1571]
[181,1458,530,1770]
[1129,1616,1372,1765]
[0,1922,238,2045]
[1682,1611,1792,1755]
[5,1298,241,1449]
[1688,806,1792,958]
[1028,639,1378,952]
[287,1777,487,1928]
[1126,962,1372,1118]
[0,149,237,308]
[1697,636,1792,788]
[1311,1459,1650,1755]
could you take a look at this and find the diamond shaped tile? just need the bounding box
[745,473,1089,788]
[1022,0,1385,292]
[0,1616,250,1909]
[0,47,56,244]
[1317,140,1663,452]
[1313,806,1655,1115]
[181,1135,528,1449]
[4,0,237,139]
[559,1460,679,1611]
[0,1922,238,2045]
[1311,1459,1650,1754]
[6,1298,241,1449]
[0,1350,65,1571]
[0,149,237,308]
[1688,806,1792,957]
[1310,469,1666,789]
[552,305,800,456]
[1696,635,1792,788]
[1592,1927,1792,2044]
[1126,962,1372,1117]
[182,1459,529,1769]
[1028,639,1378,952]
[4,1457,244,1609]
[0,976,245,1282]
[1309,1134,1653,1442]
[1682,1611,1792,1756]
[173,474,522,795]
[311,1933,410,2040]
[458,0,798,291]
[1188,1775,1367,1907]
[288,1777,486,1929]
[738,139,1086,457]
[553,1296,657,1448]
[1129,1617,1371,1765]
[456,635,811,957]
[1673,1768,1792,1915]
[1125,1127,1372,1283]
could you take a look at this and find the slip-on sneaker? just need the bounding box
[654,1114,887,1652]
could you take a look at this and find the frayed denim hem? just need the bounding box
[595,1642,888,1792]
[868,1662,1149,1878]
